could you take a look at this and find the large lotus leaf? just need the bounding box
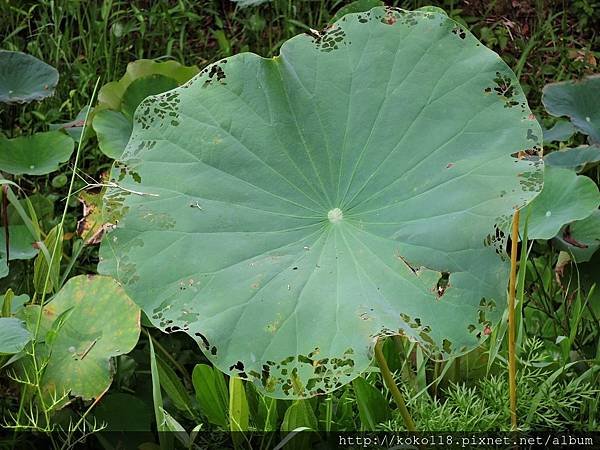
[31,275,140,399]
[0,317,31,354]
[0,131,74,175]
[0,51,58,104]
[555,210,600,263]
[97,59,199,111]
[542,75,600,144]
[521,166,599,239]
[98,7,543,398]
[544,145,600,172]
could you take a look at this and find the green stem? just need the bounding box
[374,339,416,431]
[149,330,192,387]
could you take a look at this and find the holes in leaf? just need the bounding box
[452,26,466,39]
[194,332,210,350]
[313,26,347,53]
[201,60,227,87]
[436,272,450,297]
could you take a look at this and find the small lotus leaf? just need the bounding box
[93,110,133,159]
[542,75,600,144]
[0,51,59,104]
[0,225,38,260]
[94,61,197,159]
[99,7,543,398]
[0,317,31,354]
[121,74,179,120]
[97,59,199,111]
[555,210,600,263]
[0,131,74,175]
[522,166,599,240]
[541,119,576,143]
[544,145,600,172]
[35,275,140,399]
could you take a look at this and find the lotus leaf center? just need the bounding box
[327,208,343,224]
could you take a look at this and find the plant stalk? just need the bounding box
[508,209,520,430]
[374,339,416,431]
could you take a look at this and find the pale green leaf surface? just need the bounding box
[97,59,199,111]
[541,118,576,143]
[93,110,133,159]
[0,51,58,104]
[544,145,600,172]
[0,225,38,260]
[0,317,31,354]
[542,75,600,144]
[35,275,141,399]
[99,7,543,398]
[522,166,599,240]
[555,210,600,263]
[0,131,74,175]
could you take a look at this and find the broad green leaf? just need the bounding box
[192,363,229,428]
[229,377,249,432]
[352,376,391,430]
[34,275,140,399]
[94,60,197,159]
[99,7,543,398]
[0,317,31,354]
[93,110,133,159]
[331,0,384,22]
[97,59,199,111]
[281,400,317,450]
[0,131,74,175]
[0,50,58,104]
[541,118,576,143]
[0,225,38,260]
[121,75,179,120]
[555,210,600,263]
[544,145,600,172]
[160,407,191,447]
[542,74,600,144]
[156,357,195,414]
[521,166,599,239]
[281,399,317,430]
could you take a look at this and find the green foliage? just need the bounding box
[555,210,600,262]
[192,363,229,428]
[22,275,141,400]
[0,0,599,445]
[0,317,31,354]
[331,0,384,22]
[545,144,600,172]
[99,6,543,399]
[352,376,391,430]
[0,132,74,176]
[381,339,597,431]
[522,165,599,239]
[0,50,59,104]
[543,75,600,144]
[92,59,198,159]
